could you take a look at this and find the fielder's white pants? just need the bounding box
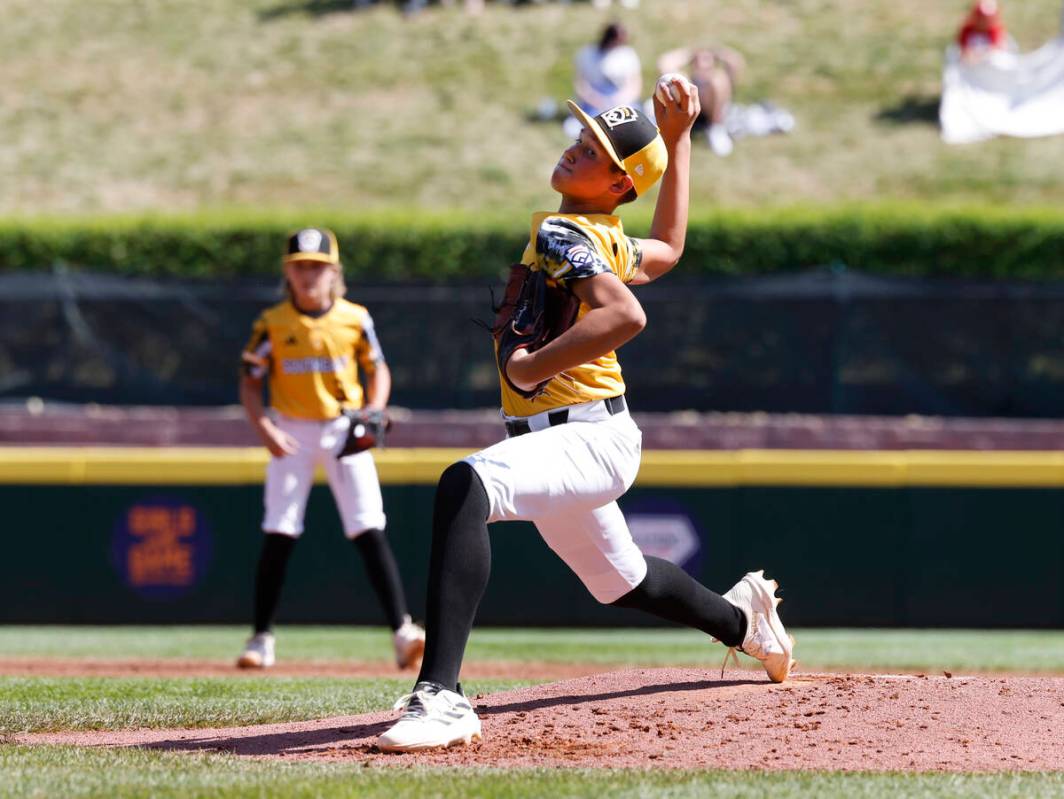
[464,400,647,604]
[263,414,387,538]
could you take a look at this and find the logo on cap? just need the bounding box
[600,106,639,130]
[297,229,323,253]
[565,98,668,198]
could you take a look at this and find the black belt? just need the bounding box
[504,395,626,438]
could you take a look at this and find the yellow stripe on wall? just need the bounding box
[2,447,1064,487]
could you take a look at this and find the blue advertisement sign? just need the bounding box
[111,496,213,600]
[623,498,704,578]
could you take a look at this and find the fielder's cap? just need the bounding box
[283,227,339,265]
[566,100,668,196]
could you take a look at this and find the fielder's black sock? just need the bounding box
[610,556,747,648]
[253,533,298,634]
[352,528,408,631]
[416,461,491,693]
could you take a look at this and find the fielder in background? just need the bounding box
[377,77,794,753]
[236,228,425,670]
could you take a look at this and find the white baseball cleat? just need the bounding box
[236,632,275,669]
[721,570,795,683]
[376,681,482,753]
[393,616,426,670]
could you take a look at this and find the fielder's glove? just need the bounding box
[336,409,391,458]
[492,264,580,399]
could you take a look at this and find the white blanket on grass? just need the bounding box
[940,38,1064,144]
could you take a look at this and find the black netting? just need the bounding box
[3,266,1064,416]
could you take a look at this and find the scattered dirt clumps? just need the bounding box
[15,668,1064,771]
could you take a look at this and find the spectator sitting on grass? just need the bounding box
[657,45,745,157]
[563,23,642,138]
[957,0,1009,62]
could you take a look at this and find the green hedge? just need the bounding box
[0,205,1062,280]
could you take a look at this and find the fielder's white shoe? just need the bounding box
[236,632,275,669]
[393,616,426,670]
[721,570,794,683]
[376,681,482,753]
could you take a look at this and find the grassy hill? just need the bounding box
[2,0,1062,217]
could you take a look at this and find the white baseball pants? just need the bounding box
[262,414,387,538]
[464,399,647,604]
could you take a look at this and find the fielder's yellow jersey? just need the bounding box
[242,298,384,421]
[500,212,643,417]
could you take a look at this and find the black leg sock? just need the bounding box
[610,556,746,648]
[352,528,408,631]
[416,462,491,692]
[253,533,297,634]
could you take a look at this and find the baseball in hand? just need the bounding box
[655,73,691,104]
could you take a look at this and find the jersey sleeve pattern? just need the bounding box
[535,217,611,285]
[355,311,386,372]
[623,236,643,283]
[241,314,272,379]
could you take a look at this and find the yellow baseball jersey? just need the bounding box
[500,212,643,417]
[243,298,384,421]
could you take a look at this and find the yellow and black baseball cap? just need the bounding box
[283,228,339,265]
[566,100,668,197]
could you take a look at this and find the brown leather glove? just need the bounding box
[336,409,391,458]
[491,264,580,399]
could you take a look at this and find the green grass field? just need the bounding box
[0,676,527,735]
[2,626,1061,736]
[3,625,1062,672]
[2,747,1062,799]
[1,626,1061,797]
[3,0,1062,216]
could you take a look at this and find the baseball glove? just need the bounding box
[336,409,391,458]
[492,263,581,399]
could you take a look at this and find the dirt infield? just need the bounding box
[16,668,1064,771]
[0,658,603,681]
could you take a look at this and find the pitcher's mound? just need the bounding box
[17,669,1064,771]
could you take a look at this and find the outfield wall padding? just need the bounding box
[2,448,1060,628]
